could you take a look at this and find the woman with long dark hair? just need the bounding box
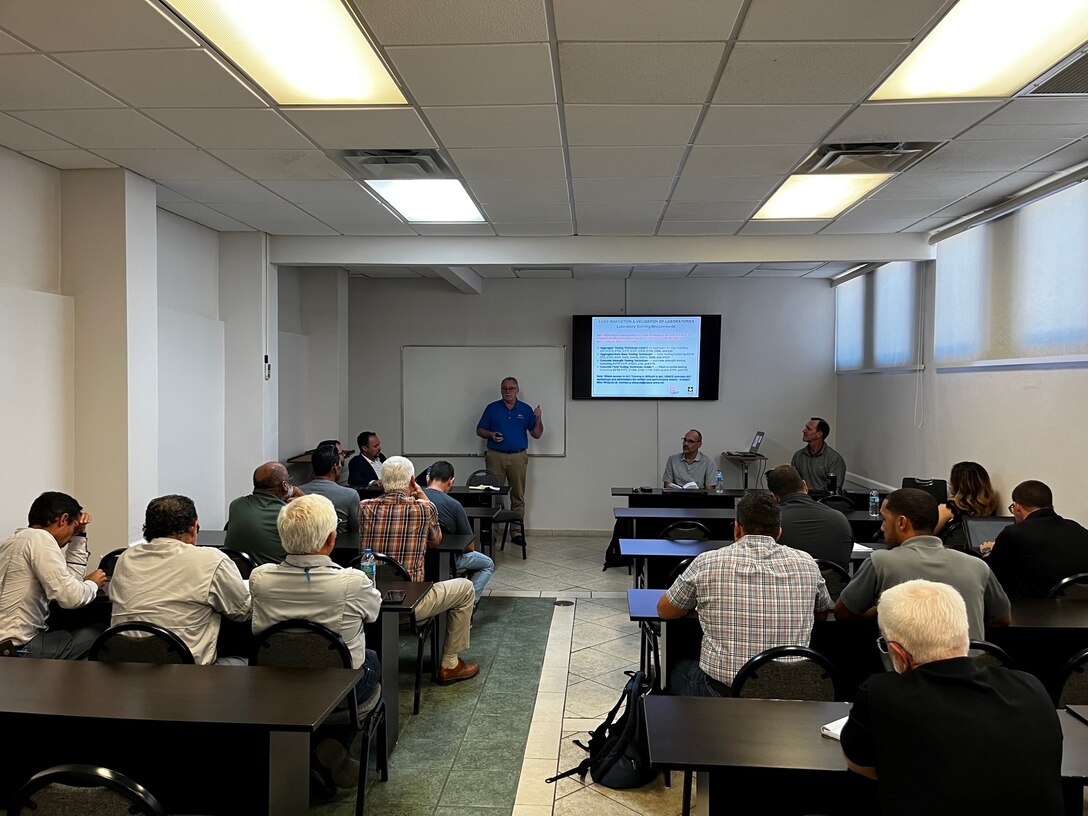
[936,461,998,553]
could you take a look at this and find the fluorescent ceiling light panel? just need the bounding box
[753,174,892,220]
[871,0,1088,100]
[167,0,406,105]
[366,179,485,222]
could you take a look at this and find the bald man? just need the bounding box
[225,461,304,566]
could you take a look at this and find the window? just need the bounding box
[835,262,923,372]
[835,275,865,371]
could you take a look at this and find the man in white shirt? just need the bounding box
[0,491,108,659]
[110,495,251,665]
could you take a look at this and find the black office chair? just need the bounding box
[353,551,437,715]
[250,619,388,812]
[96,548,127,578]
[8,764,166,816]
[818,494,855,514]
[88,622,195,664]
[1055,647,1088,707]
[219,546,257,580]
[1048,573,1088,600]
[731,645,837,701]
[901,478,948,503]
[660,521,711,542]
[814,559,851,602]
[466,469,526,559]
[969,639,1015,669]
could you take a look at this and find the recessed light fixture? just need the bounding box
[871,0,1088,100]
[365,179,485,223]
[753,174,892,220]
[166,0,406,105]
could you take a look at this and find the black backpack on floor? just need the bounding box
[545,671,656,790]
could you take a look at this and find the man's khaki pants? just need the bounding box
[485,449,529,519]
[413,577,475,660]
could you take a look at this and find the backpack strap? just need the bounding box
[545,757,592,784]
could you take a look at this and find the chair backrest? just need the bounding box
[731,645,836,701]
[9,764,165,816]
[666,557,693,586]
[817,495,855,513]
[466,469,501,488]
[250,619,352,669]
[1056,647,1088,707]
[96,548,127,578]
[969,639,1015,669]
[88,622,195,664]
[814,559,851,602]
[219,546,256,579]
[1048,573,1088,599]
[660,521,711,541]
[370,551,413,582]
[901,477,948,503]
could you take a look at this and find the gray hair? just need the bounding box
[381,456,415,492]
[877,580,970,665]
[277,494,337,555]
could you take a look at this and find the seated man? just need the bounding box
[791,417,846,493]
[984,479,1088,598]
[657,492,831,696]
[662,429,715,489]
[0,491,108,659]
[348,430,386,487]
[423,460,495,604]
[766,464,853,569]
[250,494,382,792]
[225,461,303,565]
[836,488,1011,640]
[359,456,479,684]
[299,444,360,534]
[110,495,251,665]
[841,579,1063,816]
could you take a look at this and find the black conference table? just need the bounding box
[614,506,883,543]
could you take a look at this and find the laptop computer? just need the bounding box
[963,516,1015,553]
[727,430,765,456]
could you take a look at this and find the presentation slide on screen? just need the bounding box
[591,316,701,398]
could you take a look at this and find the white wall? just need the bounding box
[837,264,1088,522]
[348,276,836,532]
[157,209,226,528]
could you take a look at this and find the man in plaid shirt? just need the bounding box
[657,492,831,696]
[360,456,479,685]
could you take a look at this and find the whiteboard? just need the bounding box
[402,345,566,457]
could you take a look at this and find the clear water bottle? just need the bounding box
[360,548,376,581]
[715,469,724,494]
[868,489,880,518]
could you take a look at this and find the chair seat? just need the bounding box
[494,509,521,523]
[359,683,383,717]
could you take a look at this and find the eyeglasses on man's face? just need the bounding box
[683,437,699,445]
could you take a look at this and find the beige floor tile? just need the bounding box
[533,690,566,722]
[515,757,559,807]
[554,786,645,816]
[593,633,642,662]
[595,772,685,816]
[490,589,543,597]
[573,621,631,649]
[564,678,625,719]
[513,806,556,816]
[538,665,569,693]
[564,717,601,732]
[525,716,563,759]
[570,647,637,679]
[575,601,624,622]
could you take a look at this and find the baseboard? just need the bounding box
[523,529,611,538]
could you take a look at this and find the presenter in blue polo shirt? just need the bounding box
[476,377,544,532]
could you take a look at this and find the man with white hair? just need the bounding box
[359,456,478,685]
[840,579,1063,816]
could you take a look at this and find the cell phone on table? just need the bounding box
[383,589,406,603]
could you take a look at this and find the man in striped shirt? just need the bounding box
[658,492,832,696]
[359,456,479,685]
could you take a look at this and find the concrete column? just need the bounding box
[299,268,349,444]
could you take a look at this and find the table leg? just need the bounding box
[366,611,401,757]
[268,731,310,816]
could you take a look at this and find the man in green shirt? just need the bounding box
[225,461,302,565]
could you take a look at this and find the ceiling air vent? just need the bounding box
[797,142,941,175]
[339,149,453,180]
[1029,50,1088,95]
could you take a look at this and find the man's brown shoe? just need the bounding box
[437,659,480,685]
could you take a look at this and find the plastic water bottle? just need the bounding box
[715,470,724,494]
[360,548,376,581]
[868,489,880,518]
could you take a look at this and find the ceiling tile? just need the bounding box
[0,112,71,149]
[261,180,381,206]
[1023,139,1088,173]
[210,149,350,181]
[208,200,338,234]
[747,266,810,277]
[573,265,632,278]
[472,265,516,278]
[94,148,243,180]
[820,215,924,234]
[577,219,656,235]
[560,42,725,104]
[354,0,547,44]
[0,54,123,109]
[513,267,572,278]
[657,221,743,235]
[672,174,782,201]
[565,104,701,146]
[631,264,696,275]
[480,201,572,222]
[572,177,673,201]
[663,201,756,220]
[805,262,860,279]
[0,0,197,51]
[917,139,1072,173]
[447,147,567,178]
[697,104,849,146]
[157,201,253,231]
[577,202,664,222]
[157,180,284,204]
[758,261,824,271]
[386,44,555,105]
[350,266,425,278]
[714,42,907,104]
[13,108,190,148]
[22,148,115,169]
[969,172,1052,200]
[553,0,744,41]
[0,29,32,53]
[984,98,1088,126]
[466,178,570,203]
[145,108,313,150]
[155,185,191,204]
[956,123,1087,141]
[690,263,757,276]
[904,217,954,233]
[828,101,1004,142]
[300,205,415,235]
[424,105,561,148]
[492,222,574,236]
[840,198,951,219]
[568,146,684,177]
[740,220,832,235]
[282,108,435,150]
[873,170,1008,200]
[683,145,807,176]
[56,49,263,108]
[412,223,496,235]
[739,0,947,40]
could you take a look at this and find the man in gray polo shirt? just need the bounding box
[662,429,715,490]
[767,464,853,569]
[791,417,847,493]
[835,488,1010,640]
[299,444,360,534]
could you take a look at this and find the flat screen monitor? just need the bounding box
[572,315,721,400]
[963,516,1015,553]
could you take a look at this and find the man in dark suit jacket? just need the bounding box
[348,430,387,486]
[985,479,1088,598]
